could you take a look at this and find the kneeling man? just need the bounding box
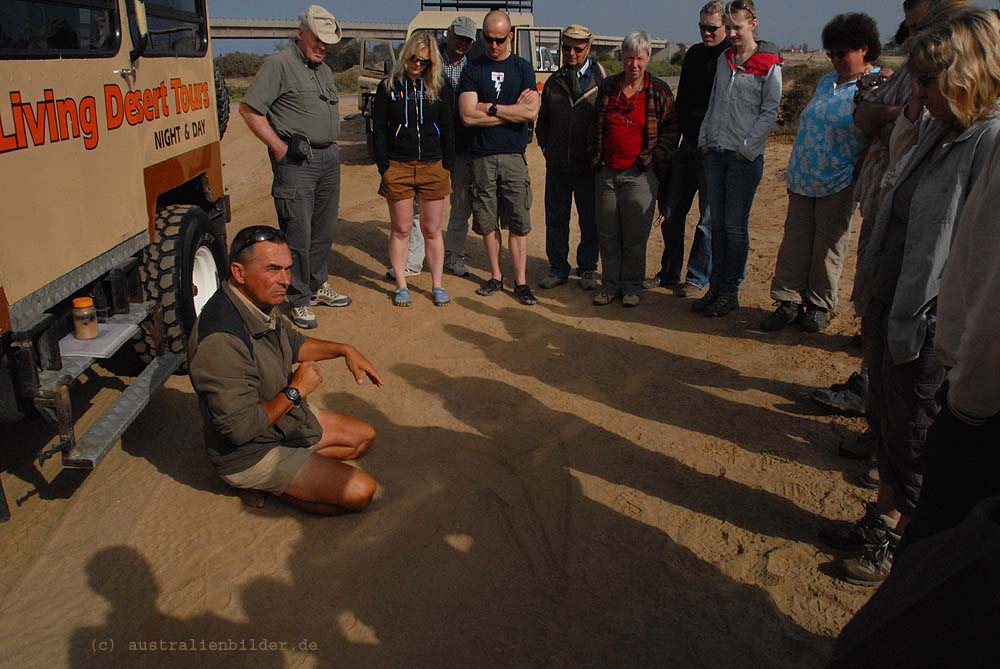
[189,226,383,514]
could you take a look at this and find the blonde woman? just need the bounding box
[373,31,456,306]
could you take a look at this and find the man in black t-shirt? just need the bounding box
[458,10,540,306]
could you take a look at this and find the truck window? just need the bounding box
[127,0,207,57]
[0,0,119,59]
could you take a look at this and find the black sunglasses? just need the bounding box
[562,44,587,53]
[699,23,722,32]
[916,73,939,88]
[233,227,286,259]
[409,55,431,65]
[483,34,509,45]
[825,49,849,59]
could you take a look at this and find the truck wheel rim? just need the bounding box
[191,244,220,316]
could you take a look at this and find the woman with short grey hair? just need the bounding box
[590,32,679,306]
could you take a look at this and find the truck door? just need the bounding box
[515,28,561,89]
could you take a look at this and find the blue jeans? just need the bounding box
[544,166,599,278]
[657,141,711,288]
[703,149,764,295]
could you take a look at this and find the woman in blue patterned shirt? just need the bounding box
[761,13,881,333]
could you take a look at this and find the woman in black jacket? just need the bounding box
[373,30,456,307]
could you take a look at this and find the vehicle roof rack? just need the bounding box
[419,1,534,12]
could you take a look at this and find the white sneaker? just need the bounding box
[385,267,422,279]
[311,282,351,307]
[444,257,469,277]
[291,305,317,328]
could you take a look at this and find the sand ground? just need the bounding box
[0,97,877,668]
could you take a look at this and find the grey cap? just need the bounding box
[450,16,477,40]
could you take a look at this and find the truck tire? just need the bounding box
[134,205,227,367]
[215,71,230,140]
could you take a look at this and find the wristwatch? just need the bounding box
[282,386,302,407]
[487,102,498,117]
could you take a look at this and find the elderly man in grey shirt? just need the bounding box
[239,4,352,329]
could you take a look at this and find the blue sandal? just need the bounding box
[392,287,411,307]
[432,287,450,307]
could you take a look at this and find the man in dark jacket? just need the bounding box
[646,1,729,296]
[536,24,606,290]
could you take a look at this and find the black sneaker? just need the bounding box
[476,277,503,297]
[800,304,829,333]
[840,531,899,586]
[760,301,803,331]
[819,502,894,552]
[514,283,538,306]
[839,428,877,460]
[703,293,739,317]
[811,371,867,416]
[691,288,719,313]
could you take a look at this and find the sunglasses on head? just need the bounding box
[825,49,849,59]
[729,0,756,18]
[483,34,509,45]
[562,43,587,53]
[409,55,431,65]
[916,73,939,88]
[233,227,287,259]
[699,23,722,32]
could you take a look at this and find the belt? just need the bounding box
[311,141,333,150]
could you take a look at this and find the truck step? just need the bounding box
[62,352,183,469]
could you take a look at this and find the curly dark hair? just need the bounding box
[822,13,881,62]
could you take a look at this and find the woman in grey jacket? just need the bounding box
[695,0,782,317]
[823,9,1000,586]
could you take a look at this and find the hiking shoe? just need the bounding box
[811,372,868,416]
[819,502,896,552]
[703,293,739,317]
[514,283,538,306]
[476,277,503,297]
[760,301,803,331]
[291,305,317,329]
[385,266,422,279]
[312,282,352,307]
[801,304,830,333]
[691,288,719,312]
[643,275,664,289]
[860,466,880,490]
[444,256,470,277]
[675,283,699,298]
[579,270,600,291]
[839,428,877,460]
[622,293,641,307]
[840,532,899,586]
[539,273,567,289]
[593,291,616,306]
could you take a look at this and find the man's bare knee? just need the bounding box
[342,476,376,511]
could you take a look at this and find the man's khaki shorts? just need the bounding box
[470,153,533,236]
[219,446,312,496]
[379,160,452,202]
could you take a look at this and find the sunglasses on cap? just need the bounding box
[409,55,431,65]
[233,227,287,259]
[483,33,509,45]
[562,44,587,53]
[699,23,722,33]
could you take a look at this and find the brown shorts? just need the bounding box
[379,160,452,202]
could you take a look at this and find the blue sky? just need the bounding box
[209,0,906,55]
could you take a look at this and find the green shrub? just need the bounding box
[214,52,264,79]
[773,64,829,138]
[335,67,359,94]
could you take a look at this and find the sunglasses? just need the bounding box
[561,44,587,53]
[729,0,756,18]
[825,49,849,59]
[234,227,286,258]
[409,55,431,66]
[483,34,509,45]
[699,23,722,32]
[916,73,939,88]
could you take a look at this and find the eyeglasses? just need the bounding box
[562,44,587,54]
[233,227,286,259]
[916,73,939,88]
[409,55,431,66]
[729,0,756,18]
[483,34,509,45]
[699,23,722,33]
[825,49,849,59]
